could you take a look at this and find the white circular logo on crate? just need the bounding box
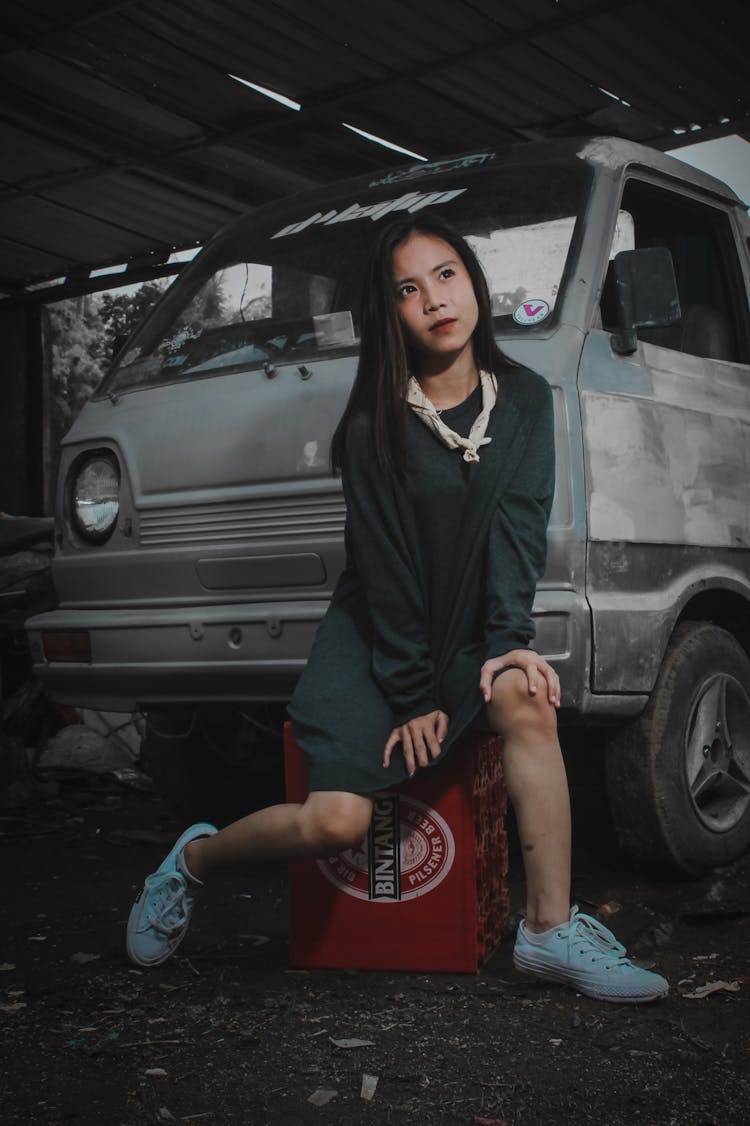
[316,795,455,901]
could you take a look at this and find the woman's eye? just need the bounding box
[397,284,416,299]
[439,267,455,280]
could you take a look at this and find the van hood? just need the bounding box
[64,358,356,505]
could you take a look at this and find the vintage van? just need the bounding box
[27,137,750,875]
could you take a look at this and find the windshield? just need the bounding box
[100,154,591,396]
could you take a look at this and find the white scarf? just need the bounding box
[405,369,498,463]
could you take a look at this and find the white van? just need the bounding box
[27,137,750,875]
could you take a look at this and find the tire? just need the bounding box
[141,706,285,828]
[605,621,750,877]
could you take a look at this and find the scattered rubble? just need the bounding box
[682,980,742,1000]
[360,1073,378,1101]
[307,1088,338,1106]
[38,723,136,776]
[69,952,100,966]
[329,1037,375,1049]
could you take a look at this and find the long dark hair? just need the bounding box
[331,214,511,478]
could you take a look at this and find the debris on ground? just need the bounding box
[360,1073,378,1101]
[307,1089,338,1106]
[329,1037,375,1049]
[69,952,100,965]
[3,764,750,1125]
[595,900,622,921]
[682,979,742,999]
[79,708,144,760]
[37,725,133,776]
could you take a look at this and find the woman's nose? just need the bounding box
[423,287,444,311]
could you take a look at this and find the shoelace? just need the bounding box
[144,872,189,936]
[560,908,630,969]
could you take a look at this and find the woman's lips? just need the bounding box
[429,318,457,332]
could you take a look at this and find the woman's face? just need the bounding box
[391,233,479,372]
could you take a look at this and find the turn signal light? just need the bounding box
[42,631,92,663]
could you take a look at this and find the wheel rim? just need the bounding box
[684,672,750,833]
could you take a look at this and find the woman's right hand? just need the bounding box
[383,710,450,775]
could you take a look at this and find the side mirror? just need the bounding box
[611,247,681,354]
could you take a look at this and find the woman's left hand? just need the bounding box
[479,650,561,707]
[383,709,449,775]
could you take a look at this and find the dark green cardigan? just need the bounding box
[288,365,555,793]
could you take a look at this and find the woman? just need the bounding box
[126,216,668,1004]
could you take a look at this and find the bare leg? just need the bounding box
[182,790,374,882]
[486,669,571,932]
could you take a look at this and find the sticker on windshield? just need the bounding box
[512,299,550,326]
[313,310,356,349]
[271,188,467,239]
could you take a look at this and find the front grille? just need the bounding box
[139,495,346,547]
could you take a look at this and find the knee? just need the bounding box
[488,669,558,741]
[300,793,372,854]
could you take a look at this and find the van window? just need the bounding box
[471,215,577,316]
[98,157,592,396]
[601,180,748,363]
[157,262,341,377]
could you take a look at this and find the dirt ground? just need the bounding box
[2,743,749,1126]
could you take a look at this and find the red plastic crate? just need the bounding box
[285,722,509,973]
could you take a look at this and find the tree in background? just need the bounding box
[43,278,170,495]
[98,279,168,360]
[45,295,107,440]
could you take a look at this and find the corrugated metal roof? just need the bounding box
[1,0,747,296]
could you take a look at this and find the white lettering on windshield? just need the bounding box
[369,152,495,187]
[270,188,467,239]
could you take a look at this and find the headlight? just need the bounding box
[71,454,120,542]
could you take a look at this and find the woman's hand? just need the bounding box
[480,650,561,707]
[383,710,449,775]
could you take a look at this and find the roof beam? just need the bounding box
[1,258,186,308]
[299,0,635,112]
[0,0,145,54]
[651,116,750,152]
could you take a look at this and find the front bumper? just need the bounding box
[26,600,329,710]
[27,589,592,712]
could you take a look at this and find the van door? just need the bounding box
[579,177,750,695]
[578,177,750,874]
